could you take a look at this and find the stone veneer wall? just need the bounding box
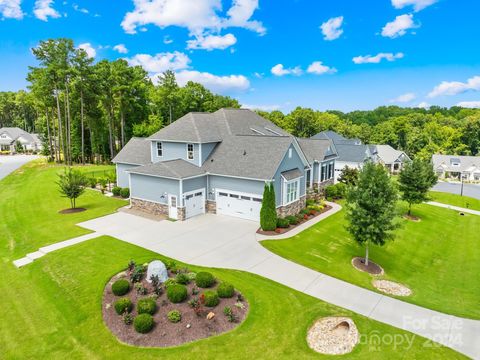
[177,207,186,221]
[131,198,168,217]
[206,200,216,214]
[276,195,306,218]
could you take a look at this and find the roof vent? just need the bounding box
[243,150,247,156]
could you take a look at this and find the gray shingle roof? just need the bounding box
[312,130,361,145]
[112,137,152,165]
[281,168,302,180]
[201,135,294,180]
[335,144,371,163]
[0,127,39,144]
[373,145,410,164]
[128,159,206,179]
[296,138,337,163]
[148,108,289,142]
[432,154,480,173]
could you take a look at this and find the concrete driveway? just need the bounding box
[0,155,39,181]
[433,181,480,200]
[78,210,480,358]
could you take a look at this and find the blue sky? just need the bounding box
[1,0,480,112]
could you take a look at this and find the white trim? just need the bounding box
[168,194,178,219]
[250,127,266,135]
[128,172,132,207]
[215,188,263,199]
[208,172,271,182]
[283,178,300,205]
[264,127,283,136]
[156,141,163,157]
[186,143,194,160]
[280,174,303,181]
[127,170,206,181]
[179,179,184,207]
[199,143,203,166]
[113,161,144,166]
[149,139,220,144]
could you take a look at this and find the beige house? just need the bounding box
[432,154,480,182]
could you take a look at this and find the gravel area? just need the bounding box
[373,280,412,297]
[307,317,359,355]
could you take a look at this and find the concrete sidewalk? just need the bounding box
[426,201,480,216]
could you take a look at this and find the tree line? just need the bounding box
[0,38,239,164]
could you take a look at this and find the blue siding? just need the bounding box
[183,176,207,193]
[130,173,179,205]
[207,175,264,201]
[200,142,217,164]
[116,163,139,188]
[273,144,306,206]
[151,141,200,166]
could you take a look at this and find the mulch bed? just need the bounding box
[403,214,421,222]
[351,257,384,275]
[58,207,86,214]
[103,271,249,347]
[257,205,332,236]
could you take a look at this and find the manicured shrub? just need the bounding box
[137,297,157,315]
[120,187,130,198]
[114,298,133,315]
[167,284,188,303]
[167,310,181,323]
[286,215,299,225]
[175,273,190,285]
[195,271,215,288]
[306,198,315,206]
[217,282,234,298]
[164,278,177,288]
[112,186,121,196]
[203,290,219,307]
[134,313,154,333]
[325,183,347,200]
[276,218,289,228]
[186,272,197,281]
[260,183,277,231]
[111,279,130,296]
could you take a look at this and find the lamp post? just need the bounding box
[460,174,464,197]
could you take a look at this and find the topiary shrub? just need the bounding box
[167,284,187,303]
[120,187,130,198]
[203,290,219,307]
[137,297,157,315]
[167,310,181,323]
[195,271,215,288]
[112,279,130,296]
[276,218,289,228]
[286,215,299,225]
[112,186,121,196]
[260,183,277,231]
[175,273,189,285]
[134,313,154,333]
[114,298,133,315]
[217,282,234,298]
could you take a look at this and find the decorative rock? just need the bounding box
[206,312,215,320]
[146,260,168,283]
[373,280,412,296]
[186,323,191,329]
[105,303,111,309]
[307,317,359,355]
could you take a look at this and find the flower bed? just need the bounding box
[102,261,248,347]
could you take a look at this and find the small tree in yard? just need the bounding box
[338,166,359,186]
[260,182,277,231]
[57,168,87,209]
[345,162,399,266]
[398,159,437,216]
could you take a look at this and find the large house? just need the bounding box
[113,109,337,221]
[0,127,42,154]
[432,154,480,182]
[312,130,410,182]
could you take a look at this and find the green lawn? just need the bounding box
[430,191,480,211]
[0,161,464,359]
[262,202,480,319]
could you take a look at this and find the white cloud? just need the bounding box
[352,52,404,64]
[127,51,191,72]
[253,72,263,79]
[174,70,250,93]
[381,14,418,38]
[320,16,343,41]
[306,61,337,75]
[456,101,480,108]
[428,76,480,98]
[77,43,96,58]
[389,92,416,103]
[163,35,173,44]
[417,101,431,108]
[391,0,438,12]
[242,103,280,111]
[113,44,128,54]
[34,0,61,21]
[72,3,88,13]
[121,0,264,36]
[0,0,23,19]
[186,33,237,50]
[271,64,302,77]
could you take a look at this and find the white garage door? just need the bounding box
[216,189,262,221]
[184,189,205,219]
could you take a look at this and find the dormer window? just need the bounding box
[156,142,163,157]
[187,143,194,160]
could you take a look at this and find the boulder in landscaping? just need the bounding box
[146,260,168,283]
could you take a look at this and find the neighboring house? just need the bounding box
[0,127,42,154]
[432,154,480,182]
[113,109,337,221]
[312,131,411,181]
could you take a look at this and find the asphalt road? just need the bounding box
[0,155,39,181]
[432,181,480,200]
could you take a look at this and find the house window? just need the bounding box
[321,164,327,182]
[285,179,299,204]
[328,162,333,179]
[156,142,163,157]
[288,148,292,158]
[187,143,194,160]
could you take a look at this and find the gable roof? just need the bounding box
[312,130,362,145]
[201,135,295,180]
[0,127,39,145]
[112,137,152,165]
[128,159,206,179]
[297,138,337,163]
[335,144,371,163]
[432,154,480,172]
[148,108,289,143]
[373,145,410,164]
